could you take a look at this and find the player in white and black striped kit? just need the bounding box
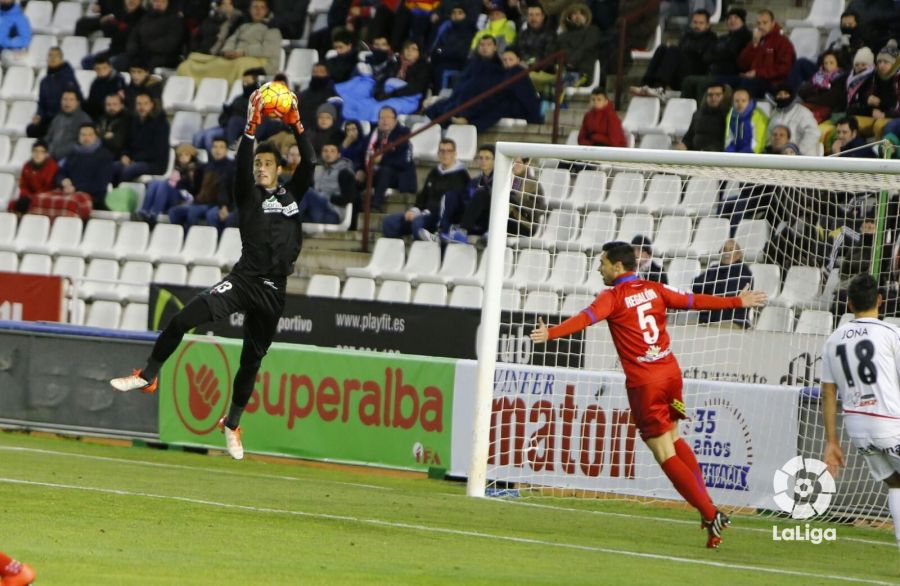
[821,273,900,556]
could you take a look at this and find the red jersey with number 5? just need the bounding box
[548,273,742,389]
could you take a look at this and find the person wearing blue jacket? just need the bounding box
[0,0,31,52]
[724,87,768,153]
[366,106,416,211]
[56,124,114,209]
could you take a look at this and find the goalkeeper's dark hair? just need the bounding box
[254,141,285,167]
[847,273,879,312]
[601,241,637,271]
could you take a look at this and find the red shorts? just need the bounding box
[626,377,687,441]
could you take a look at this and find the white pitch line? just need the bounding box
[1,477,896,586]
[0,445,390,491]
[440,493,898,549]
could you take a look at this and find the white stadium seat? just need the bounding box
[346,238,405,279]
[638,133,671,150]
[505,248,551,291]
[170,111,203,147]
[561,293,593,315]
[93,260,152,303]
[0,250,17,272]
[656,98,697,137]
[455,247,513,287]
[621,96,660,135]
[65,218,116,259]
[187,265,222,287]
[602,172,645,213]
[681,217,729,258]
[165,225,218,266]
[523,290,559,313]
[286,48,318,89]
[0,67,34,100]
[415,243,477,285]
[538,167,571,207]
[681,177,720,215]
[377,280,412,303]
[501,288,521,310]
[525,208,581,251]
[26,216,83,256]
[666,258,701,293]
[550,251,589,294]
[128,224,184,264]
[154,263,188,286]
[749,263,781,299]
[0,214,49,254]
[734,219,770,263]
[653,216,693,258]
[342,277,376,300]
[193,77,229,113]
[161,76,196,112]
[0,101,35,137]
[307,274,341,298]
[86,300,122,329]
[18,253,52,275]
[445,124,477,162]
[566,170,607,211]
[577,211,617,253]
[412,283,447,306]
[756,305,795,333]
[796,310,833,335]
[641,174,682,215]
[380,240,440,282]
[0,137,35,174]
[62,35,90,70]
[409,122,441,162]
[120,303,149,331]
[786,0,842,28]
[775,266,821,307]
[789,27,821,62]
[78,259,119,299]
[448,285,482,308]
[615,213,654,243]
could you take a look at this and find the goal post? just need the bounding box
[466,142,900,525]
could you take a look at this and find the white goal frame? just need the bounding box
[467,143,900,499]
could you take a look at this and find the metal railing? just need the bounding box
[614,0,661,110]
[360,50,569,251]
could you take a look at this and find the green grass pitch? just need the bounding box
[1,431,898,585]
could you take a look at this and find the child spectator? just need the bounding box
[797,51,847,123]
[724,87,768,153]
[7,140,58,214]
[577,88,627,147]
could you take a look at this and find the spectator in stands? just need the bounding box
[726,9,795,98]
[302,141,358,225]
[118,0,184,71]
[797,51,847,124]
[188,0,244,55]
[832,116,876,157]
[279,143,300,182]
[382,138,470,240]
[326,28,360,83]
[135,143,200,224]
[674,82,728,152]
[85,55,126,120]
[307,102,344,156]
[27,47,81,140]
[438,144,494,242]
[177,0,283,85]
[765,124,794,154]
[508,157,545,237]
[681,8,750,103]
[77,0,119,38]
[123,61,162,110]
[81,0,144,70]
[692,239,754,329]
[852,41,900,139]
[578,87,627,147]
[822,47,877,147]
[403,0,439,49]
[0,0,31,56]
[630,9,716,98]
[366,106,417,211]
[767,85,821,156]
[97,93,129,158]
[556,3,601,87]
[300,63,338,131]
[44,90,93,162]
[425,35,504,123]
[471,0,516,52]
[269,0,307,42]
[307,0,350,57]
[513,3,557,96]
[631,235,668,285]
[790,11,862,91]
[111,91,171,184]
[55,123,114,211]
[428,4,477,92]
[193,67,265,151]
[725,88,768,154]
[372,40,430,107]
[451,48,541,131]
[341,119,368,172]
[6,140,57,214]
[846,0,899,53]
[168,137,235,231]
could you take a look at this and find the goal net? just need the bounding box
[467,143,900,527]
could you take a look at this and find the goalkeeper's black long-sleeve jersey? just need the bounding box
[230,128,315,279]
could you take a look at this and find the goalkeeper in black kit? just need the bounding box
[111,90,315,461]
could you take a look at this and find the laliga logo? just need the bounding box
[773,456,836,519]
[771,456,837,544]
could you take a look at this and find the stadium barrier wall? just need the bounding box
[450,360,801,509]
[158,335,457,471]
[150,284,481,358]
[0,321,158,436]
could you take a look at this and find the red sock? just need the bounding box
[674,438,712,503]
[661,455,717,521]
[0,553,10,568]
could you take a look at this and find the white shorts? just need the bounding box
[850,434,900,481]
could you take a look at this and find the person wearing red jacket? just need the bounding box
[577,88,628,148]
[6,140,58,214]
[729,9,796,98]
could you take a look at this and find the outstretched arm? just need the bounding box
[530,291,613,343]
[234,91,263,205]
[282,95,315,197]
[659,284,767,311]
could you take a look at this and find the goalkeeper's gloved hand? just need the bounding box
[282,94,304,135]
[245,90,262,137]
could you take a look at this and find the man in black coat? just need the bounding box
[118,0,184,71]
[681,7,752,102]
[675,83,728,151]
[692,240,754,329]
[96,93,129,157]
[428,4,476,92]
[299,62,337,130]
[111,91,171,184]
[631,9,717,96]
[56,124,114,209]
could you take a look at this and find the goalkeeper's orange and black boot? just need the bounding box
[0,557,36,586]
[703,510,730,549]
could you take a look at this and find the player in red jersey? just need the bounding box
[531,241,767,548]
[0,550,35,586]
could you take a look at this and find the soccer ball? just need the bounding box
[258,81,294,119]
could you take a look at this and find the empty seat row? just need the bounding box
[0,214,242,268]
[756,307,834,335]
[72,300,149,331]
[537,169,723,215]
[409,122,478,163]
[0,252,223,301]
[310,274,484,308]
